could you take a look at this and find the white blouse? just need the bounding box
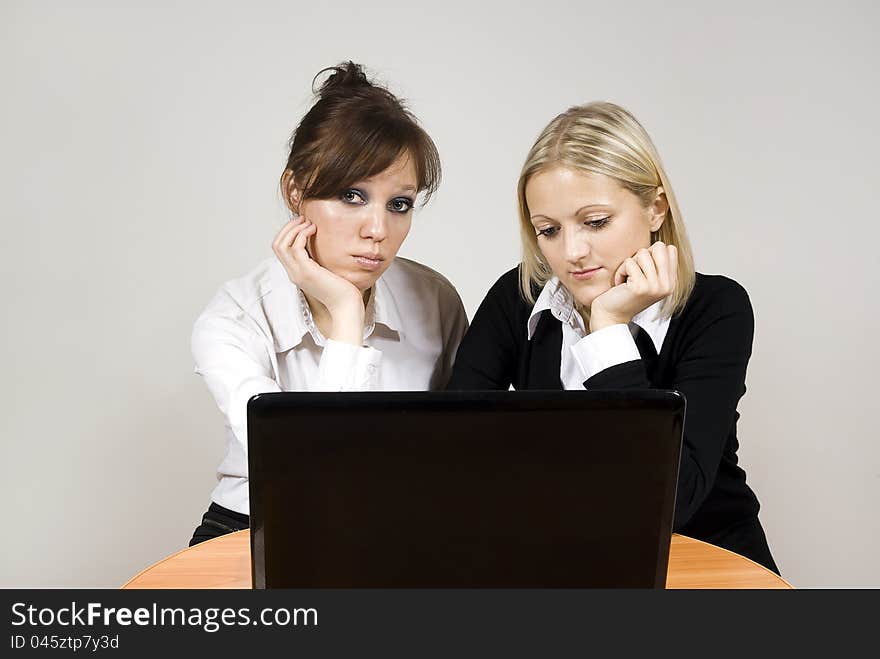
[192,255,469,514]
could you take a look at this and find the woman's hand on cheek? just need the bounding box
[272,218,365,344]
[589,242,678,333]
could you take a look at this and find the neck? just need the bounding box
[575,301,591,332]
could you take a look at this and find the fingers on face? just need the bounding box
[649,242,669,289]
[634,248,658,285]
[273,218,314,266]
[273,217,303,253]
[291,221,317,258]
[648,241,678,295]
[620,257,646,288]
[613,259,630,286]
[623,242,679,297]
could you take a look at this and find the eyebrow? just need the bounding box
[530,204,612,222]
[350,183,417,195]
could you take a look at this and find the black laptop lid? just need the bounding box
[247,390,684,588]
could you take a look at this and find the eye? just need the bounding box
[536,226,559,239]
[585,216,611,230]
[340,189,366,204]
[388,197,414,214]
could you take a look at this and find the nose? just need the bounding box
[361,204,388,242]
[563,226,589,264]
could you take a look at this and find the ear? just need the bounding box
[281,169,302,215]
[648,187,668,232]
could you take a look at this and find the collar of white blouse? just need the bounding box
[526,276,669,355]
[263,257,404,353]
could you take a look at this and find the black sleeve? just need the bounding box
[582,360,650,388]
[446,269,522,390]
[584,280,754,529]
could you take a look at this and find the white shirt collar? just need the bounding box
[263,257,403,352]
[527,277,586,339]
[526,276,669,354]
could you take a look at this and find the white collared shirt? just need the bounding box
[192,255,468,513]
[526,277,670,390]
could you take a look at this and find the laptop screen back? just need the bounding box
[248,390,684,588]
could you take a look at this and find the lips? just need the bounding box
[353,254,384,271]
[570,266,602,280]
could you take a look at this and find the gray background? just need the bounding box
[1,0,877,588]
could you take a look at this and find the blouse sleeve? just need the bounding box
[584,281,755,529]
[315,340,382,390]
[192,295,390,457]
[570,323,642,379]
[191,296,282,458]
[432,283,470,389]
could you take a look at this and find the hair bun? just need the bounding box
[313,61,371,97]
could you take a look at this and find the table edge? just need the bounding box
[120,530,251,589]
[673,533,793,588]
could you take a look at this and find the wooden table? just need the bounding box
[123,531,792,589]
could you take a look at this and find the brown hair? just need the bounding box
[280,61,441,211]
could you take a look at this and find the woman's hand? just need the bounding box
[589,242,678,333]
[272,217,365,345]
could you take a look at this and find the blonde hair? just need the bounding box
[517,101,695,318]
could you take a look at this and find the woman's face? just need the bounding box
[298,154,417,292]
[525,166,667,308]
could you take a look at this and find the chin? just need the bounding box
[343,272,379,292]
[567,280,609,305]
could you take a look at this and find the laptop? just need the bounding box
[247,390,684,588]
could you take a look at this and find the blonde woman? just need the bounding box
[448,102,778,574]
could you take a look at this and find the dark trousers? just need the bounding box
[189,502,250,546]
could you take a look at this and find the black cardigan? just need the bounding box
[448,266,778,573]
